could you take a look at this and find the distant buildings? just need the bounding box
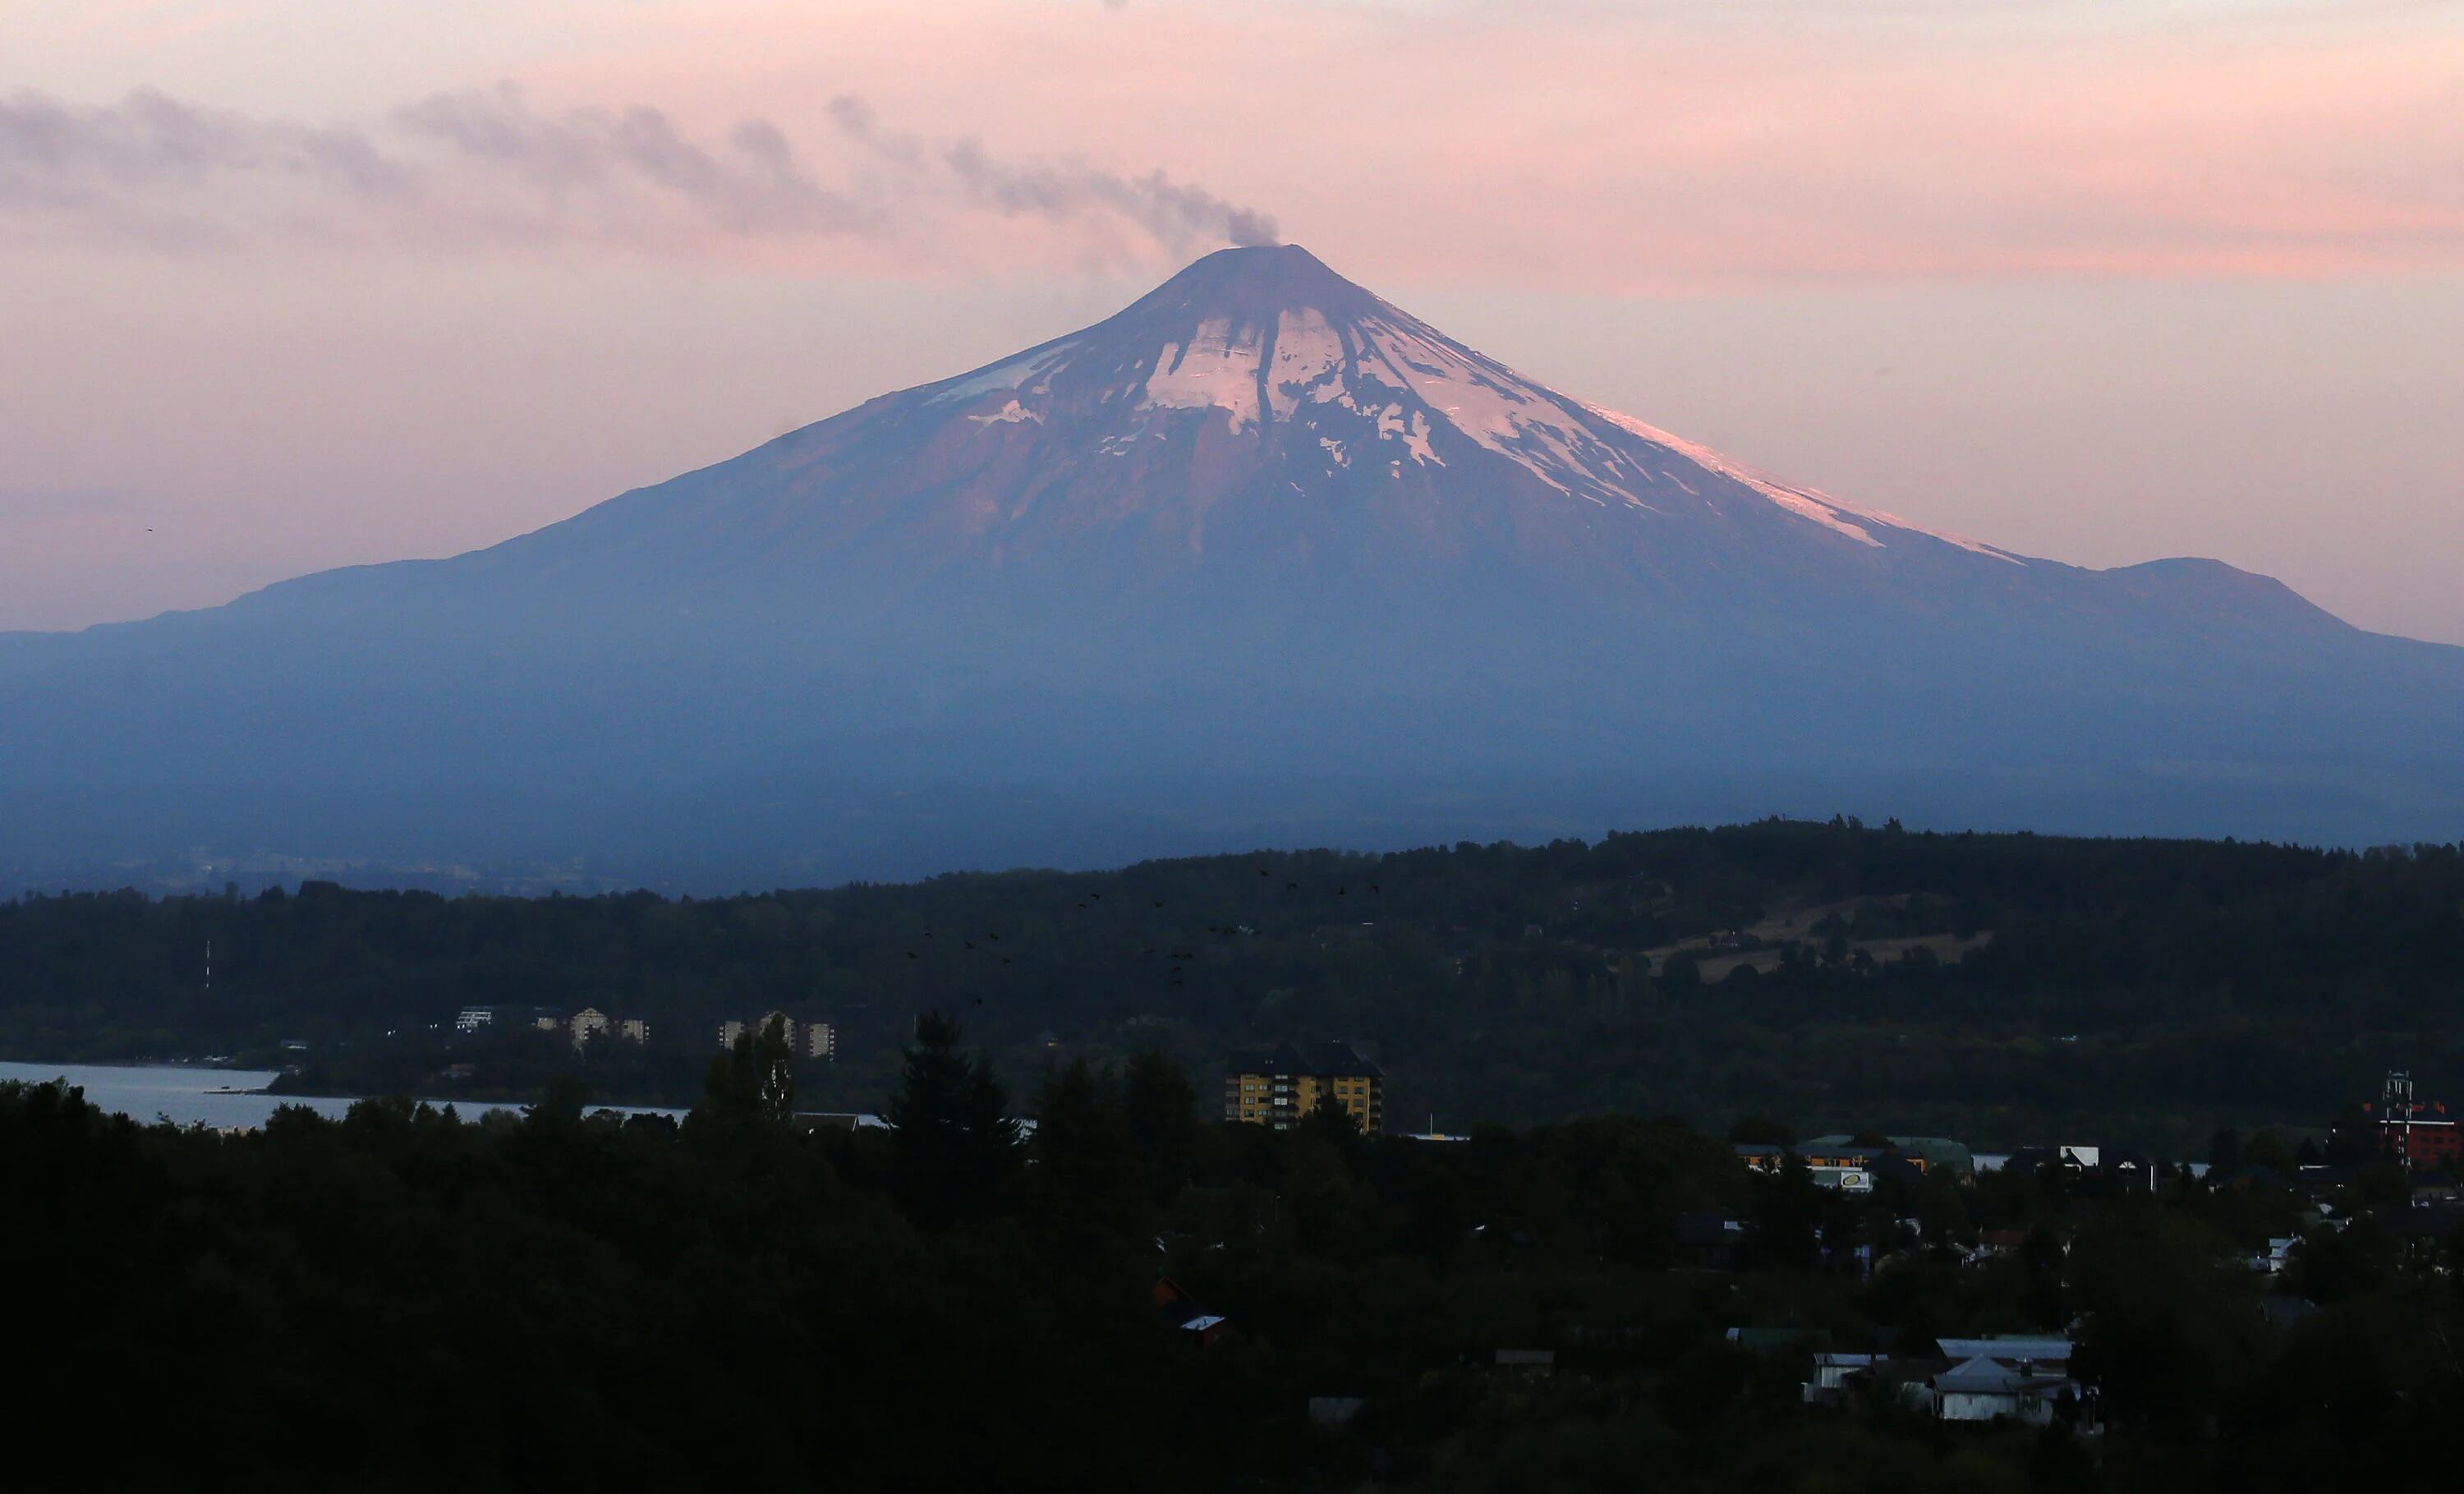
[717,1012,835,1061]
[454,1004,646,1048]
[1224,1041,1385,1132]
[1795,1335,2087,1427]
[1735,1142,1930,1192]
[2004,1144,2157,1190]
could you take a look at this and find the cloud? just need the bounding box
[0,83,1279,264]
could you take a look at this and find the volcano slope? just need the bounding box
[3,245,2458,889]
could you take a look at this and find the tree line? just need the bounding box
[4,820,2462,1149]
[12,1014,2464,1490]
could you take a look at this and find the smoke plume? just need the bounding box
[0,84,1278,260]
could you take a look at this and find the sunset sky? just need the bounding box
[7,0,2462,641]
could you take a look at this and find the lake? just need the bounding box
[0,1060,683,1129]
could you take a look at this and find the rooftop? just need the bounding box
[1227,1041,1383,1079]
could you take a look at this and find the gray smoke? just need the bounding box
[0,84,1277,255]
[0,88,402,209]
[829,92,1280,251]
[393,85,871,237]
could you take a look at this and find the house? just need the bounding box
[1804,1352,1889,1404]
[1933,1356,2081,1425]
[1152,1277,1230,1346]
[1935,1335,2072,1372]
[1801,1351,1938,1411]
[1928,1336,2081,1424]
[1224,1041,1385,1133]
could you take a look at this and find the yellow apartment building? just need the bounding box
[1225,1041,1385,1133]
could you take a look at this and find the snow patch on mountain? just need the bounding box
[1583,403,2024,563]
[1266,309,1347,417]
[1144,317,1263,431]
[931,340,1078,405]
[912,245,2021,563]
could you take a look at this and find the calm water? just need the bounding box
[0,1061,682,1129]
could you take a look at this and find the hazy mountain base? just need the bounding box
[4,577,2459,893]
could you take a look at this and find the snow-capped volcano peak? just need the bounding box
[912,245,2021,565]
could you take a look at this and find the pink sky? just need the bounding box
[5,0,2462,640]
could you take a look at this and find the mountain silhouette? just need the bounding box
[3,245,2458,890]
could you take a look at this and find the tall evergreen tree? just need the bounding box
[1119,1049,1200,1207]
[885,1011,1019,1229]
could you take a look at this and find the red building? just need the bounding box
[2367,1071,2462,1169]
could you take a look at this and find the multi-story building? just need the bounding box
[803,1023,836,1061]
[1225,1042,1385,1133]
[2368,1070,2462,1169]
[619,1018,650,1045]
[569,1008,611,1046]
[719,1011,800,1051]
[453,1005,497,1034]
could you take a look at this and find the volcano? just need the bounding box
[4,245,2460,890]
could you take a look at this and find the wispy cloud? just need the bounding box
[0,83,1278,264]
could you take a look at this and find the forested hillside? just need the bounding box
[9,1029,2459,1492]
[5,821,2461,1151]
